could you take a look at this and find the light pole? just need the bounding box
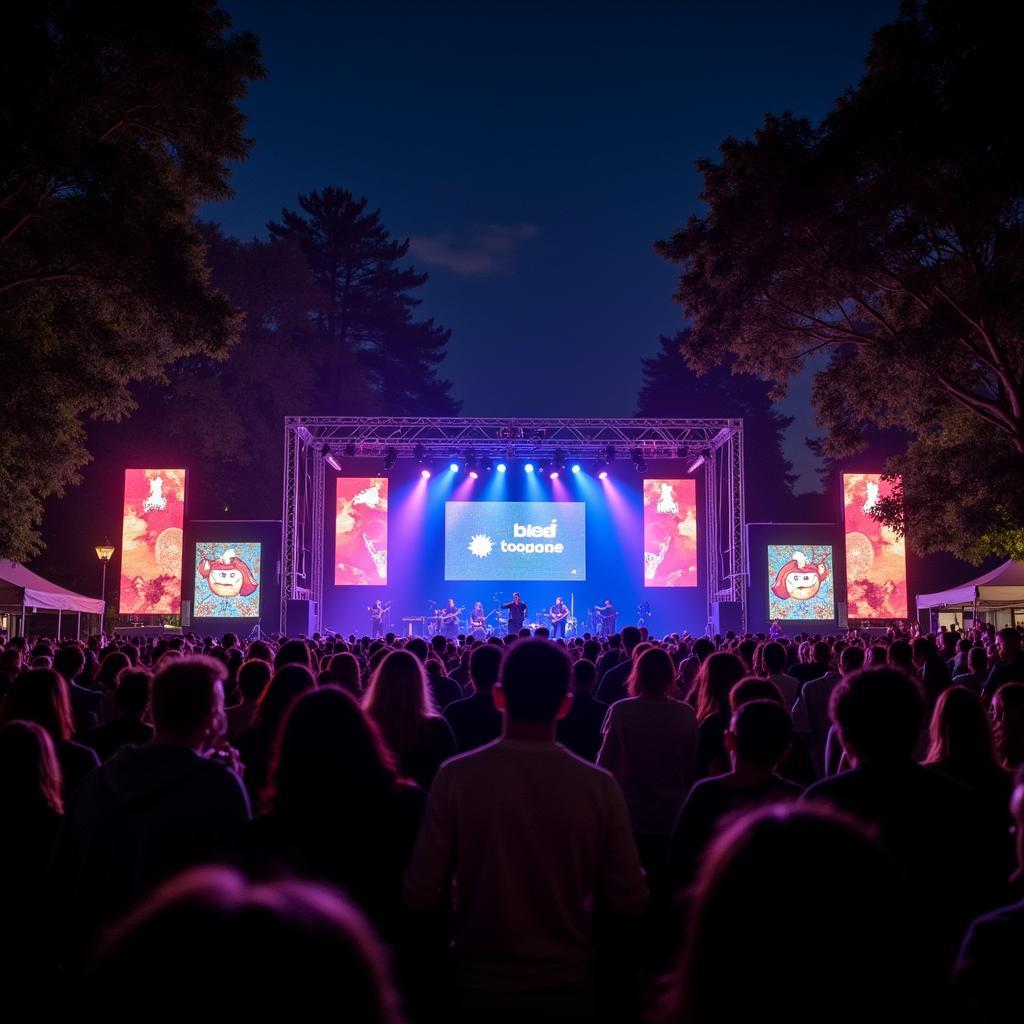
[95,544,115,637]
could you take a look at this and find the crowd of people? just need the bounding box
[1,618,1023,1022]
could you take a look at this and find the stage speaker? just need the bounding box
[286,599,318,636]
[836,601,848,629]
[180,600,191,628]
[711,601,744,635]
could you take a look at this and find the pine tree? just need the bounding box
[269,187,459,415]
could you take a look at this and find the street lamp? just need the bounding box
[95,544,115,637]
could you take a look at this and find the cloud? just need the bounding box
[409,223,540,275]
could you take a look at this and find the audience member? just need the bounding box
[556,658,608,761]
[444,644,503,753]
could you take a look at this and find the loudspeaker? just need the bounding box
[711,601,744,635]
[180,600,191,628]
[836,601,848,629]
[286,599,318,636]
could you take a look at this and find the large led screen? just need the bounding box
[119,468,186,615]
[335,477,389,585]
[843,473,908,619]
[194,543,261,618]
[445,501,586,581]
[643,479,698,587]
[768,545,835,621]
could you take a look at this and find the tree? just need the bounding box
[636,332,797,521]
[0,2,263,560]
[269,187,460,415]
[656,0,1024,560]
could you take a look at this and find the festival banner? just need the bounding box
[335,477,389,585]
[119,468,186,614]
[843,473,908,619]
[643,479,698,587]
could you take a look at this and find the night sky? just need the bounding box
[206,0,899,491]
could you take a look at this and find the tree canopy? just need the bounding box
[0,1,263,560]
[636,332,797,521]
[269,187,459,416]
[657,0,1024,560]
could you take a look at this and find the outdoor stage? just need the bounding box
[280,417,748,638]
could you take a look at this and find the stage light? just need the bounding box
[322,446,342,472]
[571,463,581,474]
[630,448,647,473]
[450,462,460,473]
[483,458,493,473]
[598,470,608,480]
[344,443,356,457]
[605,444,616,463]
[550,470,559,480]
[383,447,397,471]
[414,444,426,464]
[524,462,535,473]
[469,470,479,480]
[421,468,431,479]
[497,462,507,473]
[687,455,705,473]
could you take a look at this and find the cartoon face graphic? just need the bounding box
[771,551,829,602]
[198,548,258,600]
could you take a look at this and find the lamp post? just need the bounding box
[95,545,115,637]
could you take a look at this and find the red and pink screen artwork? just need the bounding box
[643,479,698,587]
[119,468,186,615]
[335,477,389,585]
[843,473,908,620]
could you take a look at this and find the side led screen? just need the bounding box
[643,479,698,587]
[335,477,388,585]
[768,545,835,621]
[843,473,908,619]
[119,468,186,615]
[194,542,261,618]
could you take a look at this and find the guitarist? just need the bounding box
[469,601,488,640]
[442,598,463,640]
[549,596,569,639]
[368,599,390,639]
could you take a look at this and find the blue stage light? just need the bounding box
[524,463,535,473]
[496,462,507,473]
[571,463,581,474]
[450,462,460,472]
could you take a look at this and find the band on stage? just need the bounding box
[369,593,652,638]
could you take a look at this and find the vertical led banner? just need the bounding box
[335,477,389,585]
[843,473,908,619]
[119,469,186,614]
[643,479,698,587]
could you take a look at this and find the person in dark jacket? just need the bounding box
[557,659,608,761]
[444,645,503,753]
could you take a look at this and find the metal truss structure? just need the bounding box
[282,417,746,633]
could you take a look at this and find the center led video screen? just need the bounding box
[767,544,835,621]
[335,477,389,585]
[843,473,908,619]
[445,501,586,581]
[643,479,698,587]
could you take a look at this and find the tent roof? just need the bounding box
[0,561,104,614]
[916,560,1024,610]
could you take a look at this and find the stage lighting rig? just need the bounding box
[688,449,712,474]
[383,447,398,471]
[321,445,342,472]
[413,444,426,463]
[344,443,357,457]
[630,448,647,473]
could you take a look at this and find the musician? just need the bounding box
[368,599,386,639]
[599,599,617,636]
[637,600,651,629]
[549,596,569,639]
[502,593,527,636]
[470,601,487,640]
[442,598,461,640]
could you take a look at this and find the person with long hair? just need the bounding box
[693,652,745,777]
[0,668,99,800]
[658,806,947,1024]
[363,650,455,789]
[236,664,317,807]
[0,721,65,1012]
[597,647,698,898]
[991,682,1024,771]
[72,867,404,1024]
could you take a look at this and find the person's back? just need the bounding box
[556,659,607,761]
[444,645,503,753]
[52,657,251,953]
[793,646,863,778]
[595,628,642,705]
[404,640,646,1013]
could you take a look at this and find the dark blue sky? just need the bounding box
[207,0,899,491]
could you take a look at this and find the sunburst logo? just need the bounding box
[468,534,493,558]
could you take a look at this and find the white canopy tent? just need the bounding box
[0,561,104,639]
[917,560,1024,622]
